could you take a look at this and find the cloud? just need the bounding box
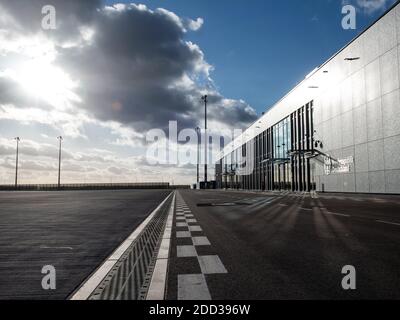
[0,137,115,164]
[187,17,204,31]
[0,1,258,184]
[107,166,126,175]
[342,0,396,15]
[0,137,72,159]
[0,0,101,44]
[0,1,256,136]
[55,3,213,132]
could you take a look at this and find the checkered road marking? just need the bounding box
[174,192,228,300]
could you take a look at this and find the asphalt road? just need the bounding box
[167,190,400,300]
[0,189,171,300]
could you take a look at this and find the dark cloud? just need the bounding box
[0,0,102,42]
[207,93,258,128]
[57,4,257,131]
[1,1,257,134]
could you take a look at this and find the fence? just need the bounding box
[0,183,172,191]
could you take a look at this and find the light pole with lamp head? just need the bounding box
[195,127,201,185]
[14,137,20,189]
[57,136,63,189]
[201,95,208,185]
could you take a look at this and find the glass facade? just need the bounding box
[217,3,400,194]
[216,101,315,192]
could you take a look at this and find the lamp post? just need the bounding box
[14,137,20,189]
[195,127,201,184]
[57,136,63,189]
[201,95,208,184]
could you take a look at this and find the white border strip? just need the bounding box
[326,212,351,217]
[146,192,176,300]
[376,220,400,227]
[70,192,173,300]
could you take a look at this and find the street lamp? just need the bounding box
[195,127,201,184]
[201,95,208,184]
[57,136,63,189]
[14,137,20,189]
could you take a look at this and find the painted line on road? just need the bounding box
[177,222,187,227]
[175,191,228,301]
[178,274,211,300]
[376,220,400,227]
[39,245,73,250]
[192,236,211,246]
[189,225,203,232]
[177,245,198,258]
[70,192,173,301]
[177,231,191,238]
[300,207,351,218]
[326,212,351,218]
[198,255,228,275]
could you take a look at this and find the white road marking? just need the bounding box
[198,255,228,274]
[249,198,273,209]
[176,222,187,228]
[71,192,173,300]
[163,227,172,240]
[177,231,191,238]
[147,259,168,300]
[147,192,176,300]
[177,245,197,258]
[178,274,211,300]
[175,192,229,301]
[376,220,400,227]
[39,246,73,250]
[189,226,202,232]
[192,237,211,246]
[311,191,319,199]
[326,212,351,217]
[158,238,171,259]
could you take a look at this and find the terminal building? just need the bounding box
[215,2,400,194]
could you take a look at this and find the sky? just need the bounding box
[0,0,397,185]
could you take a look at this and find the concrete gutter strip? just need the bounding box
[70,192,173,300]
[146,192,176,300]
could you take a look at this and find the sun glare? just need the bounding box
[9,58,80,109]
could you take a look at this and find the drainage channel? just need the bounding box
[70,192,174,300]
